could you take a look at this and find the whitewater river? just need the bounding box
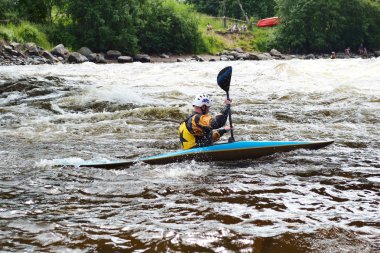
[0,59,379,252]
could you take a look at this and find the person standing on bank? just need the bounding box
[179,94,232,150]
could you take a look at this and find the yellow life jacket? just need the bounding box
[178,120,196,150]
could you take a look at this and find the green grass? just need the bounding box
[0,21,51,49]
[197,14,275,53]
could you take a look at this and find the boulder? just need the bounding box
[193,55,204,62]
[220,55,229,61]
[133,54,151,63]
[177,58,185,62]
[4,45,14,53]
[160,54,169,58]
[10,42,21,50]
[86,53,97,62]
[68,52,88,63]
[248,52,260,60]
[227,55,235,61]
[118,56,133,63]
[95,53,107,63]
[270,48,282,58]
[258,53,273,60]
[374,51,380,57]
[42,50,58,62]
[51,44,69,58]
[233,47,245,53]
[231,51,249,60]
[106,50,121,60]
[78,47,93,58]
[87,53,106,63]
[25,43,40,56]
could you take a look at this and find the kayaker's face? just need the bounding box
[201,105,210,114]
[194,105,210,115]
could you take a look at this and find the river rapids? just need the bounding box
[0,59,379,252]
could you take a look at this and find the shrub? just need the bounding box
[0,26,15,41]
[15,22,50,48]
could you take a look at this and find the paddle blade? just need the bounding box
[217,66,232,92]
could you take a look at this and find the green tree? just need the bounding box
[273,0,380,53]
[185,0,276,19]
[0,0,18,22]
[15,0,48,23]
[66,0,139,53]
[138,0,203,53]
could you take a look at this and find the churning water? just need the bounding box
[0,59,379,252]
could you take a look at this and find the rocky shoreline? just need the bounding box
[1,40,379,66]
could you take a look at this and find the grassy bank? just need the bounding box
[0,22,51,49]
[198,14,275,53]
[1,14,274,55]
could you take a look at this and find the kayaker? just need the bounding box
[178,94,232,150]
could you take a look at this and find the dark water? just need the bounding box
[1,60,379,252]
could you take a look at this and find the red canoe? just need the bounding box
[257,17,280,27]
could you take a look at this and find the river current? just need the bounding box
[0,59,379,252]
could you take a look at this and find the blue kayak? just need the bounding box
[59,140,333,169]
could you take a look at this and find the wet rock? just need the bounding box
[25,43,40,56]
[42,50,58,63]
[374,51,380,57]
[94,53,107,63]
[51,44,69,59]
[177,58,185,62]
[220,55,229,61]
[193,55,204,62]
[118,56,133,63]
[10,42,21,50]
[305,54,316,60]
[134,54,151,63]
[68,52,88,63]
[106,50,121,60]
[160,54,169,58]
[258,53,273,60]
[77,47,93,59]
[231,51,250,60]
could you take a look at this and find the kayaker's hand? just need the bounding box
[224,126,233,132]
[224,99,232,105]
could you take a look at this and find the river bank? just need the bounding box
[1,40,379,66]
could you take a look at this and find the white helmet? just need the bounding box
[192,94,213,107]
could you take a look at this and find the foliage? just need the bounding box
[14,0,48,23]
[0,26,15,41]
[1,0,380,54]
[251,27,276,52]
[185,0,276,20]
[273,0,380,53]
[62,0,204,54]
[64,0,139,53]
[0,22,50,48]
[137,0,204,53]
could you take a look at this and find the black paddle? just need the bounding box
[217,66,235,143]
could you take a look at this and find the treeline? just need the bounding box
[1,0,380,54]
[0,0,204,54]
[187,0,380,53]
